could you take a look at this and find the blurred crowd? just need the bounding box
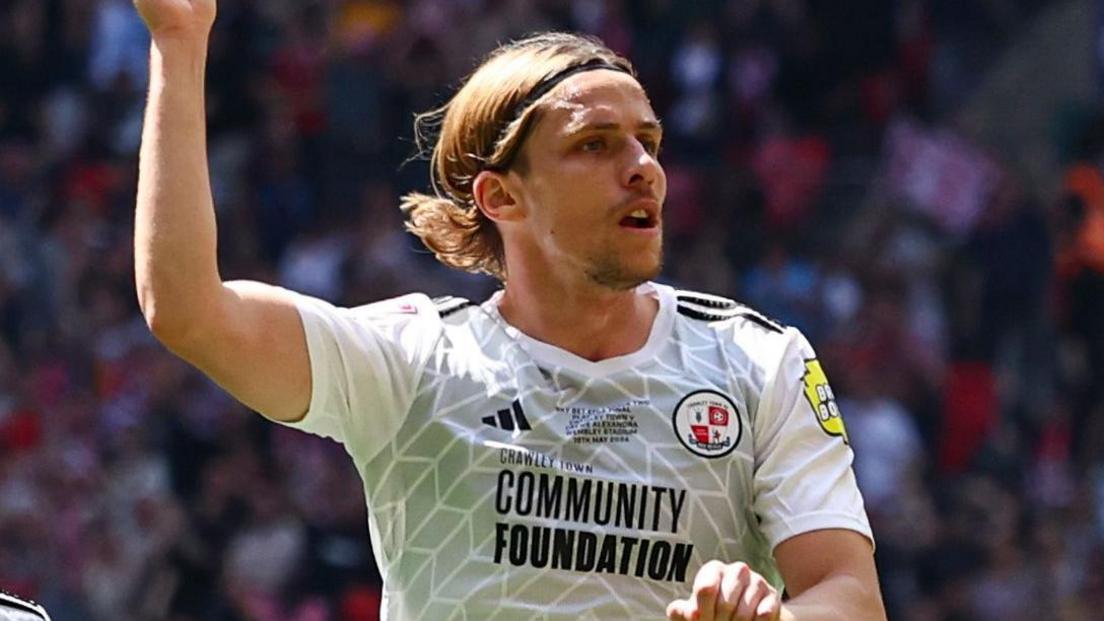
[0,0,1102,619]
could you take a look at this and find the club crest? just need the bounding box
[672,390,742,458]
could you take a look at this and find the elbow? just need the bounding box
[135,264,228,353]
[139,289,206,353]
[831,570,886,621]
[856,576,888,621]
[142,302,191,351]
[784,570,887,621]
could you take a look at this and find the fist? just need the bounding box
[133,0,216,39]
[667,561,782,621]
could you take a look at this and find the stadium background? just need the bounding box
[1,0,1103,619]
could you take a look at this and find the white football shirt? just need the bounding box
[280,281,871,620]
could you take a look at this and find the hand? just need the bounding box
[667,560,782,621]
[133,0,216,40]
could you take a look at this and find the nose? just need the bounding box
[622,138,662,192]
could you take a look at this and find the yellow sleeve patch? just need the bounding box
[802,359,848,444]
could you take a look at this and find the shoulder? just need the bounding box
[673,288,785,334]
[431,294,476,321]
[338,293,486,341]
[293,292,453,344]
[0,590,50,620]
[306,292,475,324]
[672,287,808,371]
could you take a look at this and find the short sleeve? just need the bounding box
[278,292,443,462]
[751,327,873,551]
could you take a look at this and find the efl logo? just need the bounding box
[802,359,848,444]
[672,390,742,459]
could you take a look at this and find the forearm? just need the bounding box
[134,36,223,340]
[779,572,886,621]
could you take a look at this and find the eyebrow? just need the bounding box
[562,119,663,137]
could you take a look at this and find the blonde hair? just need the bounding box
[400,32,634,280]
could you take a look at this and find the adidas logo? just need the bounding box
[482,400,531,431]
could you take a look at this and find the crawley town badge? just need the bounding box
[672,390,742,458]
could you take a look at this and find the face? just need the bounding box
[499,69,666,290]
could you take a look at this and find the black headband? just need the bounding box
[488,59,631,166]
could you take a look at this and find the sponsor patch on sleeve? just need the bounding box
[801,359,848,444]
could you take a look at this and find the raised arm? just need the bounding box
[133,0,310,422]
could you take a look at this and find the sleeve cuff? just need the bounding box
[269,294,341,440]
[763,511,875,553]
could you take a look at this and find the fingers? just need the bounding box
[666,598,692,620]
[717,561,747,618]
[667,561,780,621]
[693,560,726,620]
[733,572,770,620]
[756,590,782,621]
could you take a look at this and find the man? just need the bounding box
[133,0,886,619]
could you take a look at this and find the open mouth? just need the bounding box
[619,208,658,229]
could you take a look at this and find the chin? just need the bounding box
[586,252,663,291]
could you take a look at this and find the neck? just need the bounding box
[497,267,659,362]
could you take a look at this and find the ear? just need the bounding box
[473,170,523,223]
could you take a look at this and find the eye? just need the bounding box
[639,136,662,156]
[580,137,606,153]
